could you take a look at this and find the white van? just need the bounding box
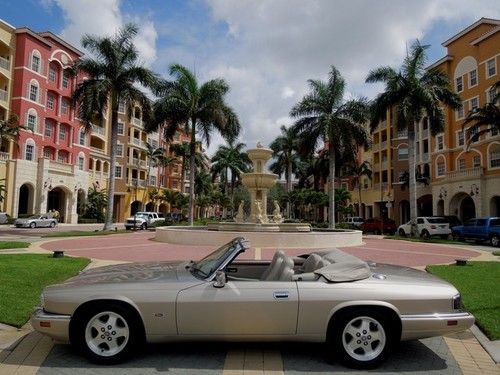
[345,216,364,228]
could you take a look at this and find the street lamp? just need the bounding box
[470,184,479,197]
[439,187,447,200]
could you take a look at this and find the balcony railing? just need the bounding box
[397,130,408,138]
[129,178,146,187]
[132,117,143,127]
[0,89,7,102]
[131,158,147,168]
[0,56,10,71]
[49,160,73,174]
[0,151,9,161]
[446,166,483,181]
[91,124,105,136]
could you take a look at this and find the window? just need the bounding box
[27,112,37,132]
[490,145,500,168]
[29,82,39,102]
[458,130,465,146]
[487,58,496,78]
[398,147,408,160]
[59,126,67,141]
[470,97,479,112]
[117,122,124,135]
[469,69,477,87]
[470,126,479,142]
[61,99,69,114]
[31,53,40,72]
[115,166,122,178]
[44,121,53,137]
[488,86,497,103]
[423,140,429,154]
[437,135,444,150]
[116,144,123,157]
[62,71,69,88]
[172,180,178,189]
[118,101,126,114]
[25,144,34,161]
[48,67,56,82]
[437,161,445,176]
[47,94,54,110]
[473,155,481,168]
[456,76,463,92]
[456,103,464,120]
[58,153,66,163]
[79,130,86,146]
[458,158,465,171]
[78,156,85,170]
[43,147,51,159]
[150,176,157,186]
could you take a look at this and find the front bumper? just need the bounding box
[30,307,71,343]
[401,312,474,340]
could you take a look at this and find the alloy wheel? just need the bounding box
[84,311,130,357]
[341,316,386,362]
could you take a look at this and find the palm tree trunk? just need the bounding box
[328,143,336,229]
[188,119,196,225]
[408,122,418,236]
[358,184,362,217]
[286,160,292,217]
[103,95,118,230]
[180,160,186,194]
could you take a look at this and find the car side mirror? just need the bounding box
[213,270,226,288]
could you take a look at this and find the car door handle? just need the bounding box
[273,291,289,300]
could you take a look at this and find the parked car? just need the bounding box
[124,212,164,230]
[451,217,500,246]
[14,215,57,228]
[361,217,396,235]
[439,215,462,229]
[345,216,364,228]
[31,237,473,368]
[0,212,8,224]
[398,217,451,239]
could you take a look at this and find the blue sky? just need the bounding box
[2,0,500,155]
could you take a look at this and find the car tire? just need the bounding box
[491,235,500,247]
[398,229,406,237]
[329,309,395,369]
[50,221,56,228]
[70,302,144,365]
[29,222,36,229]
[140,223,147,230]
[420,230,430,240]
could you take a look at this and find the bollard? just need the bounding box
[53,250,64,258]
[455,259,467,266]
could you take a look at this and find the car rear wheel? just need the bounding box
[491,235,500,247]
[329,309,394,369]
[140,223,147,230]
[398,229,406,237]
[420,230,430,240]
[71,303,143,365]
[49,221,56,228]
[29,222,36,229]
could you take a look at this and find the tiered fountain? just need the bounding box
[155,143,361,248]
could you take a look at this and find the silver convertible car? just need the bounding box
[31,237,473,369]
[14,215,57,228]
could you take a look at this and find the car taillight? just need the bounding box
[452,294,463,310]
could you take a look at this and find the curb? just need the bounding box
[470,324,500,363]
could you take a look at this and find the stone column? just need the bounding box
[68,191,78,224]
[249,189,257,223]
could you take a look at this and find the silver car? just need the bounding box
[31,237,473,369]
[14,215,57,228]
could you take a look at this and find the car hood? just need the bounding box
[368,262,450,286]
[15,218,30,223]
[58,261,185,286]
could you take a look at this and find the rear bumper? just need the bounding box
[30,307,71,343]
[401,312,474,340]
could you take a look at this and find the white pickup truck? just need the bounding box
[124,212,164,230]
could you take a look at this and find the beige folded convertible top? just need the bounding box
[312,248,371,282]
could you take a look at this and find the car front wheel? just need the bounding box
[398,229,406,237]
[330,309,394,369]
[420,230,430,240]
[491,235,500,247]
[29,222,36,229]
[49,221,56,228]
[71,303,143,365]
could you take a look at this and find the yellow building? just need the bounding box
[429,18,500,221]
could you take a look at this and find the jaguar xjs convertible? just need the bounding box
[31,237,474,368]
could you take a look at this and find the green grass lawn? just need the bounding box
[427,262,500,340]
[0,254,90,327]
[384,235,464,245]
[0,241,31,250]
[42,229,131,238]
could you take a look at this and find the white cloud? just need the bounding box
[281,86,294,99]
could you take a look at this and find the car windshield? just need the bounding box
[427,218,446,223]
[29,215,41,219]
[191,238,248,279]
[134,213,147,218]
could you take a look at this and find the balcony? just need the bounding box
[446,167,484,181]
[0,56,10,71]
[397,129,408,138]
[129,137,147,148]
[381,160,388,170]
[91,124,105,137]
[48,160,73,174]
[0,89,7,103]
[131,117,143,128]
[131,158,147,168]
[130,178,146,188]
[0,151,9,161]
[372,143,380,152]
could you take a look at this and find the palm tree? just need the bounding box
[210,140,250,205]
[155,154,177,189]
[169,142,190,193]
[346,160,372,217]
[0,114,25,143]
[464,80,499,144]
[270,125,299,216]
[147,64,240,225]
[144,142,166,205]
[366,41,460,234]
[291,66,369,228]
[72,24,159,230]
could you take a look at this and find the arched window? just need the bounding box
[25,140,35,161]
[26,109,38,132]
[78,153,85,171]
[30,50,41,73]
[28,79,39,102]
[79,129,86,146]
[435,155,446,177]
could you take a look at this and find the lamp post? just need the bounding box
[439,187,447,200]
[470,184,479,197]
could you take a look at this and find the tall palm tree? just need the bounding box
[464,80,499,144]
[144,142,166,204]
[155,154,177,189]
[270,125,299,216]
[291,66,369,228]
[210,140,250,204]
[366,41,460,233]
[346,160,372,217]
[72,24,159,230]
[147,64,240,225]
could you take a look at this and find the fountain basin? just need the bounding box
[155,226,362,248]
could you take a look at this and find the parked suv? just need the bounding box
[398,217,451,239]
[345,216,364,228]
[451,217,500,246]
[361,218,396,235]
[124,212,164,230]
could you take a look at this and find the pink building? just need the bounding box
[9,28,89,223]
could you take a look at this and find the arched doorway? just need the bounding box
[399,200,410,225]
[77,189,86,216]
[460,196,475,222]
[145,202,154,212]
[47,187,68,223]
[417,194,433,216]
[159,203,168,215]
[437,199,444,216]
[130,200,142,215]
[490,196,500,216]
[18,183,34,216]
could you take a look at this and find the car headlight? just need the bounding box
[39,292,45,308]
[452,293,462,311]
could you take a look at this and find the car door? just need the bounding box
[474,219,487,240]
[176,279,299,336]
[463,219,476,237]
[416,218,425,234]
